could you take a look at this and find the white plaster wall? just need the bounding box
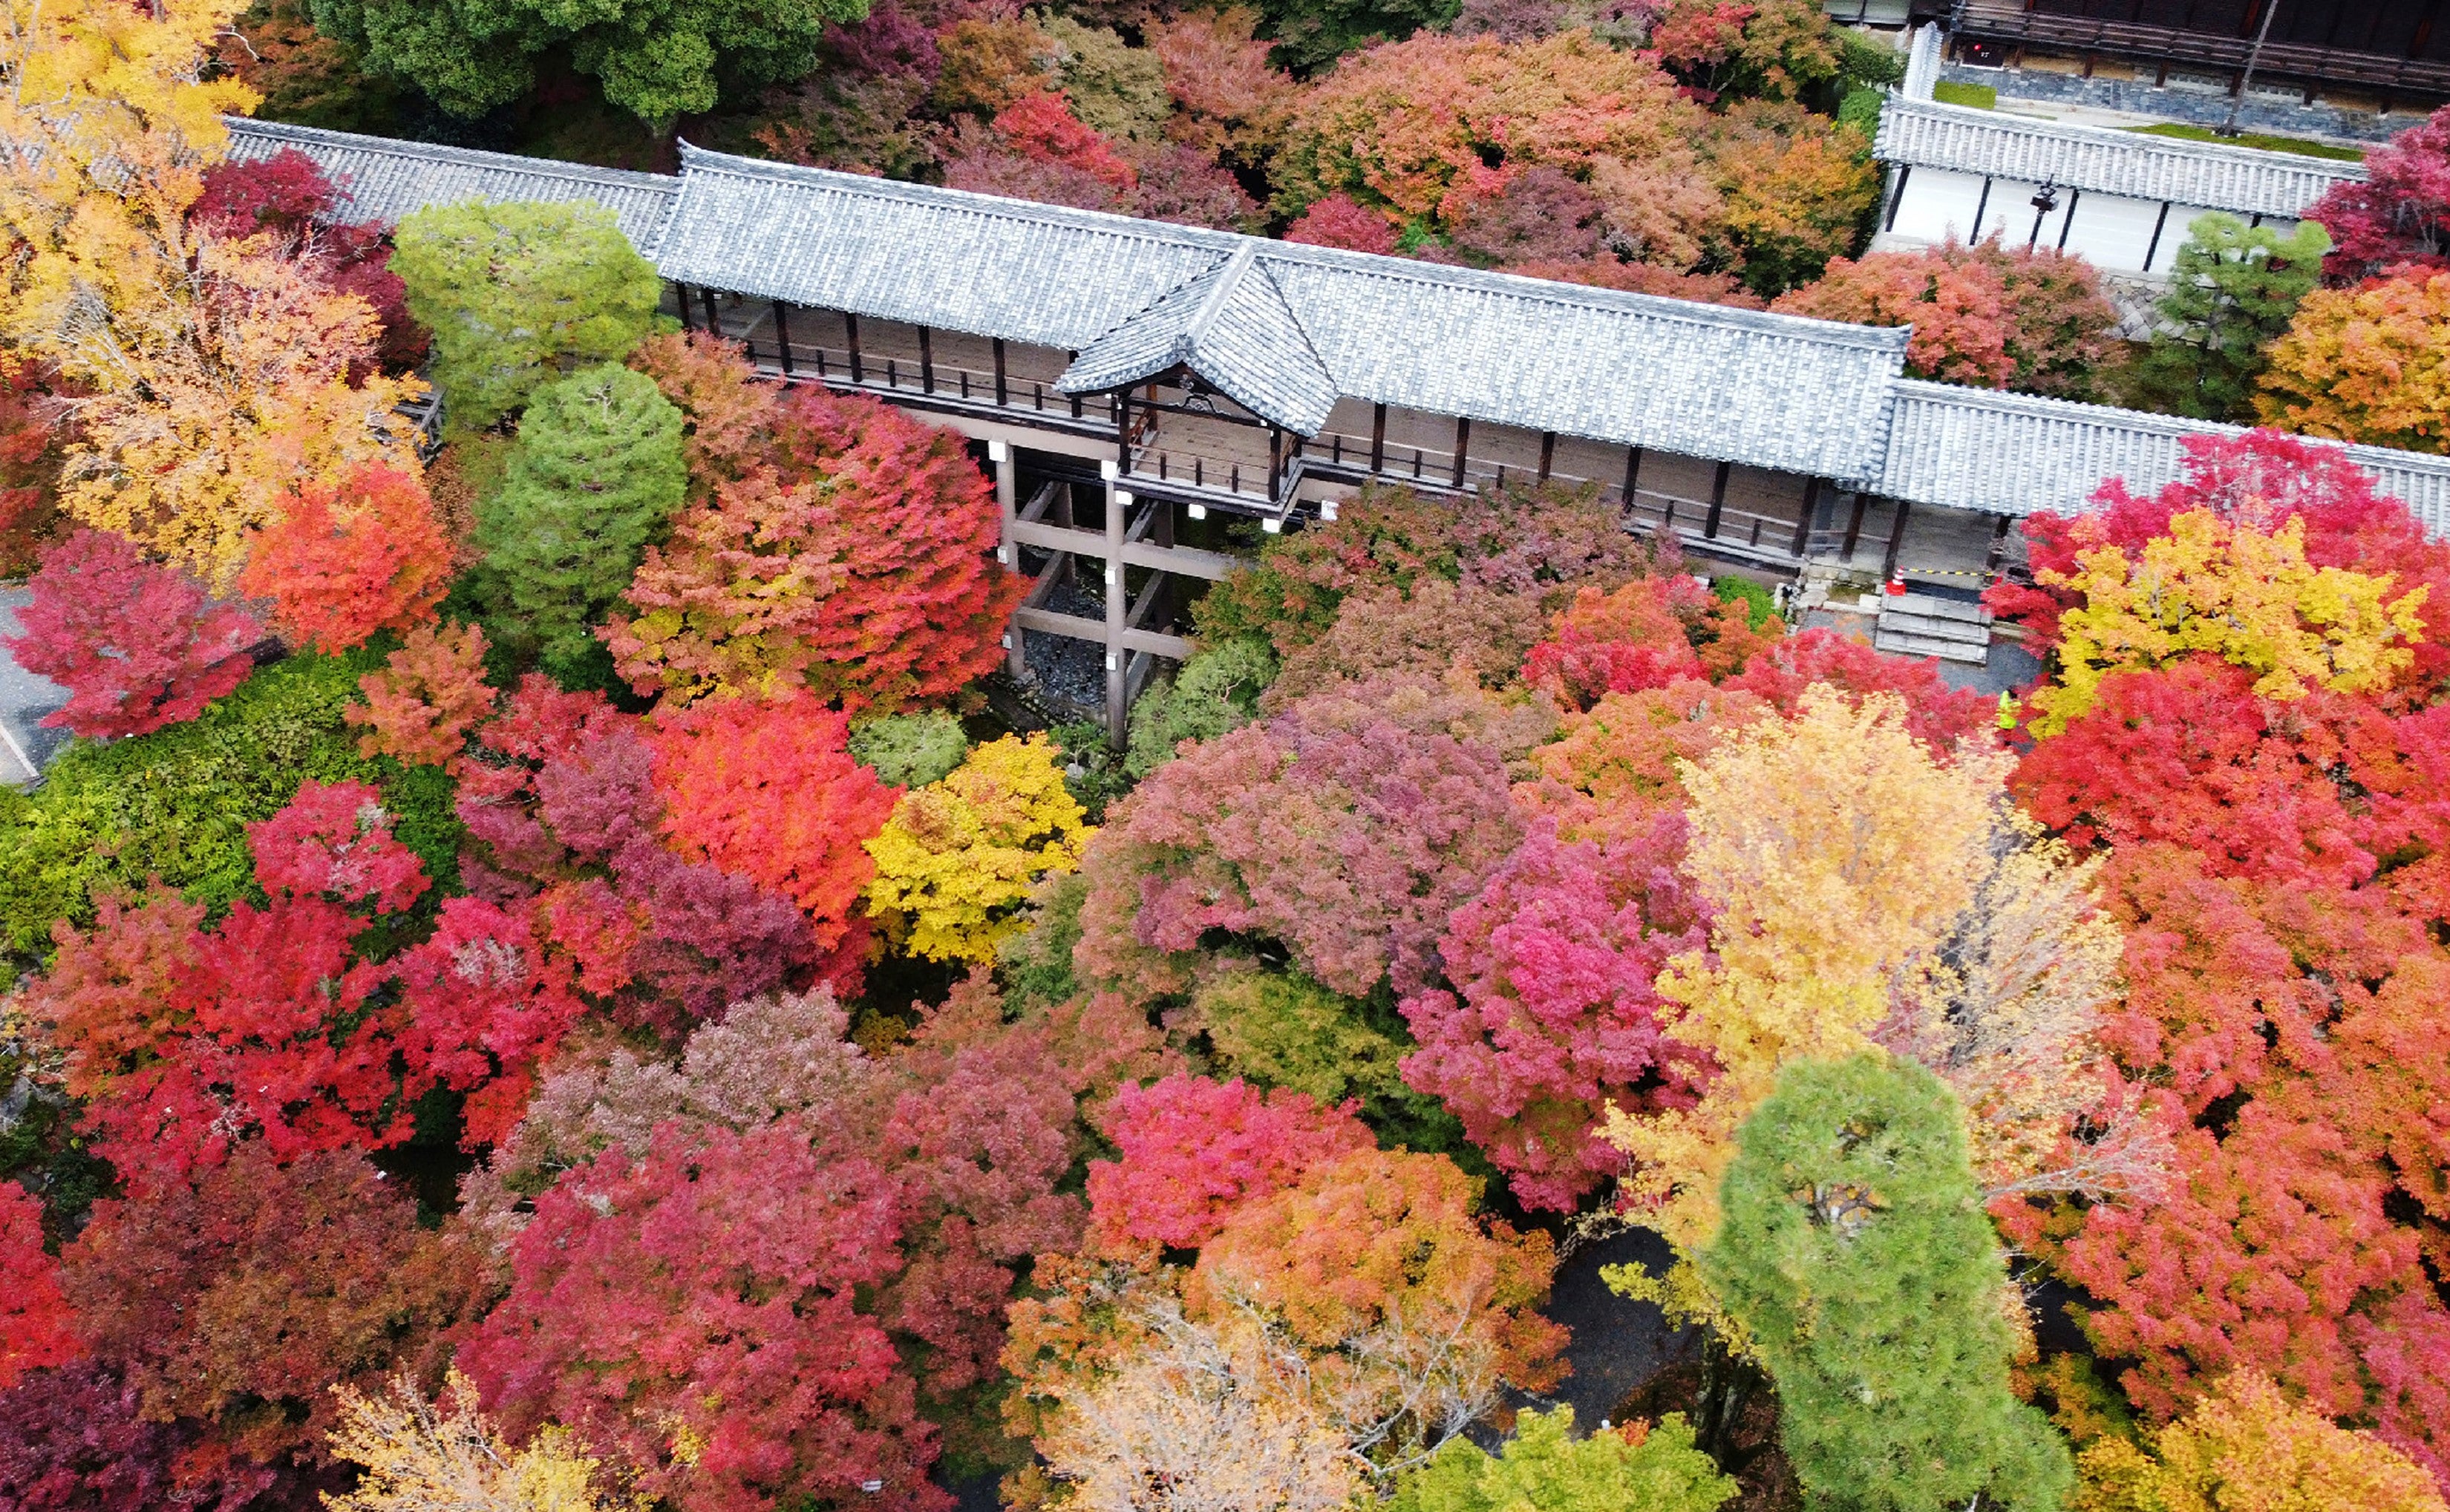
[2057,193,2164,273]
[1888,166,1989,243]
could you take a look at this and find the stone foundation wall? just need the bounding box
[1941,61,2402,144]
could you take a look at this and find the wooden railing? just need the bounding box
[1956,3,2450,95]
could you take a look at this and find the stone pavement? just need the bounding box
[0,586,69,785]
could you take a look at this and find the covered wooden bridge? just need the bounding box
[227,118,2450,737]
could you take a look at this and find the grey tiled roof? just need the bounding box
[221,118,680,251]
[1260,248,1907,480]
[1059,246,1339,432]
[661,144,1233,353]
[1879,381,2450,537]
[662,145,1914,480]
[1873,96,2365,219]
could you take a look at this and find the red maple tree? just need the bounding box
[463,1117,946,1512]
[4,528,262,739]
[1399,814,1708,1210]
[0,1182,79,1389]
[1085,1073,1374,1253]
[611,338,1025,713]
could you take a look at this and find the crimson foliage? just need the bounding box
[1398,814,1707,1210]
[5,529,261,739]
[25,780,581,1190]
[1074,675,1529,1000]
[1085,1073,1373,1252]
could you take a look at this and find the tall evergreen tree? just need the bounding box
[1699,1053,2073,1512]
[474,363,685,681]
[391,201,662,434]
[2126,213,2329,422]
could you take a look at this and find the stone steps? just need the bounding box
[1875,591,1993,665]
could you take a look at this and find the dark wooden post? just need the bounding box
[674,283,693,331]
[1984,513,2013,574]
[699,287,721,334]
[1269,426,1284,503]
[1117,393,1132,468]
[1622,447,1643,506]
[771,301,794,376]
[1370,403,1387,473]
[1104,467,1127,744]
[1791,477,1820,557]
[845,312,864,384]
[1068,354,1083,419]
[1537,431,1555,483]
[918,327,935,393]
[1704,459,1731,539]
[993,339,1008,406]
[1451,417,1471,489]
[1881,499,1912,582]
[1840,490,1869,562]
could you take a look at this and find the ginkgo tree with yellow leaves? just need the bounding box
[1601,687,2133,1323]
[325,1372,647,1512]
[0,0,420,584]
[2026,508,2428,736]
[864,733,1094,963]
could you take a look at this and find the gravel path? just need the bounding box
[1522,1225,1696,1432]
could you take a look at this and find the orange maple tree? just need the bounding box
[239,461,451,652]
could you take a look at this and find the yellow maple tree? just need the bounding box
[1601,687,2129,1303]
[2028,508,2427,736]
[325,1371,647,1512]
[863,733,1094,963]
[2255,269,2450,454]
[2074,1372,2446,1512]
[0,0,420,584]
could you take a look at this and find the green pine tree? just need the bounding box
[1391,1405,1736,1512]
[474,363,686,681]
[391,201,664,435]
[2126,212,2330,423]
[1699,1054,2074,1512]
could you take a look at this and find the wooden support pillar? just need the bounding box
[993,339,1008,407]
[1984,512,2014,575]
[993,442,1024,678]
[1269,426,1284,502]
[699,287,721,335]
[1117,393,1133,468]
[1791,478,1820,557]
[1622,446,1643,507]
[674,283,693,331]
[918,327,935,393]
[845,312,864,384]
[1371,403,1387,472]
[1537,431,1555,483]
[771,302,794,375]
[1451,417,1471,489]
[1069,355,1084,419]
[1840,490,1869,562]
[1704,459,1731,540]
[1881,498,1912,583]
[1103,462,1128,746]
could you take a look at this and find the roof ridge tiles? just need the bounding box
[1180,243,1259,351]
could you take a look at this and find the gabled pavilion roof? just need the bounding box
[1872,96,2365,220]
[662,143,1914,482]
[1059,246,1339,433]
